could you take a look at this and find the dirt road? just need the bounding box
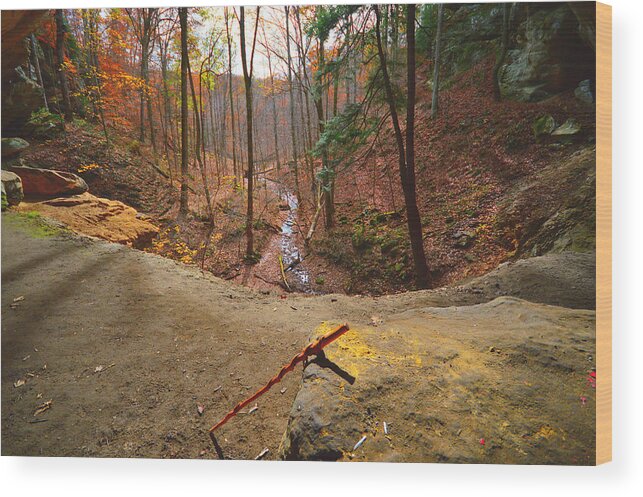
[1,212,596,461]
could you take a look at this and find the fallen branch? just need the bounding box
[208,323,350,436]
[253,273,283,288]
[278,255,292,292]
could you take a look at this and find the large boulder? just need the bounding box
[497,146,596,257]
[17,192,159,248]
[1,10,49,136]
[499,5,595,102]
[9,166,88,198]
[440,4,504,75]
[2,67,45,136]
[280,299,596,464]
[1,10,49,83]
[1,170,24,207]
[1,137,30,161]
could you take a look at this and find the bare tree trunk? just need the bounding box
[225,8,239,184]
[293,7,316,200]
[313,33,333,230]
[240,7,260,259]
[55,10,72,122]
[284,6,301,204]
[179,7,189,218]
[431,4,444,119]
[375,4,429,288]
[140,40,148,141]
[30,34,48,111]
[304,189,325,246]
[187,57,214,224]
[262,23,280,173]
[160,41,175,175]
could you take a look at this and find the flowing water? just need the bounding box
[266,179,313,293]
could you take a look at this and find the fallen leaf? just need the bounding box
[535,425,556,439]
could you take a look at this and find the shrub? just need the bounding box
[127,139,142,155]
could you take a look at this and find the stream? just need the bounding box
[265,179,313,293]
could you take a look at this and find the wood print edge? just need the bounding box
[595,0,612,466]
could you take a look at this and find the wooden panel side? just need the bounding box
[595,1,612,466]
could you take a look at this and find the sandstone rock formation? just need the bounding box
[9,166,88,197]
[499,5,595,102]
[281,298,596,464]
[17,192,159,248]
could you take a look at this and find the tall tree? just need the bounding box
[55,9,73,122]
[375,4,430,288]
[284,6,301,204]
[187,54,214,224]
[126,8,159,144]
[224,8,239,184]
[88,10,110,143]
[261,21,280,173]
[30,34,49,111]
[431,4,444,119]
[179,7,189,218]
[239,6,260,259]
[311,6,334,229]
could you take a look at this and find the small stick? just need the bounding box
[208,324,350,434]
[255,448,269,460]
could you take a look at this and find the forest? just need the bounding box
[2,3,596,295]
[2,3,599,463]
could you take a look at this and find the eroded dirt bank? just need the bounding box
[1,213,595,462]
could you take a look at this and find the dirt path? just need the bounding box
[1,212,596,461]
[0,213,383,459]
